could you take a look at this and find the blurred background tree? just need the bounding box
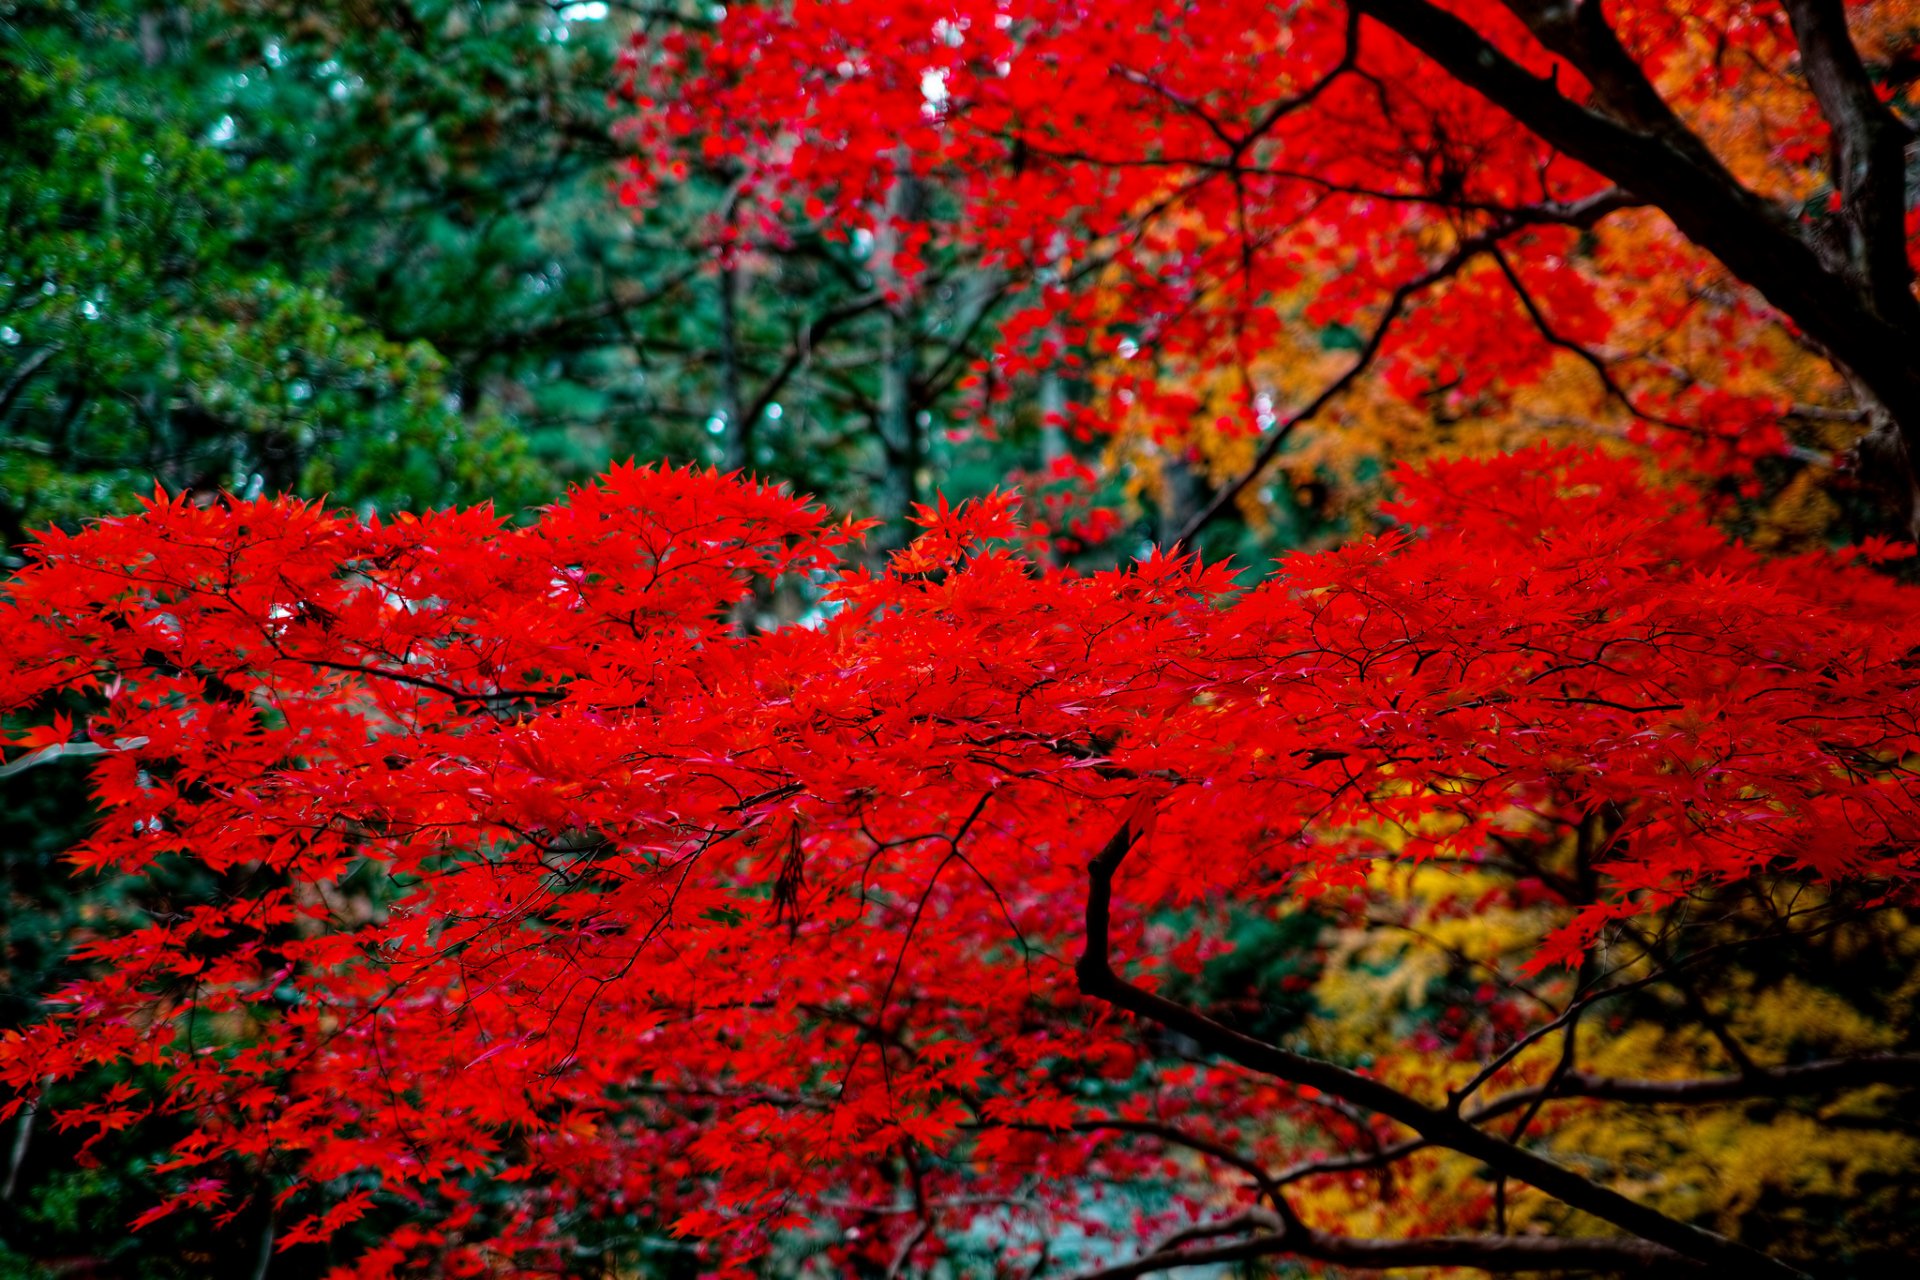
[2,0,1081,555]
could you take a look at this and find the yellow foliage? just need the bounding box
[1242,851,1920,1275]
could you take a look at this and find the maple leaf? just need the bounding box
[15,0,1920,1266]
[8,448,1904,1273]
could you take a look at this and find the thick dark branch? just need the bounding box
[1075,819,1808,1278]
[1355,0,1770,221]
[1496,0,1728,158]
[1352,0,1920,459]
[1781,0,1918,316]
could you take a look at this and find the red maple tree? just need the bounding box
[8,1,1920,1274]
[621,0,1920,532]
[3,448,1918,1276]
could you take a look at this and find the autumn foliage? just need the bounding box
[1,447,1917,1275]
[8,0,1920,1275]
[622,0,1920,539]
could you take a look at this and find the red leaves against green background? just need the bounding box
[2,449,1917,1272]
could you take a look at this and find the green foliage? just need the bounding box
[3,1,1074,555]
[1184,909,1327,1046]
[0,2,550,544]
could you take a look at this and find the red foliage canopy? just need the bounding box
[622,0,1920,511]
[3,450,1917,1274]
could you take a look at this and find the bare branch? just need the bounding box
[1169,230,1494,548]
[0,344,61,424]
[1467,1053,1920,1122]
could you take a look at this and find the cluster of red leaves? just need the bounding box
[2,450,1918,1273]
[618,0,1844,465]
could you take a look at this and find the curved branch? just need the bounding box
[1170,229,1494,549]
[1351,0,1920,456]
[1074,818,1808,1278]
[735,292,887,449]
[0,344,61,424]
[1273,1051,1920,1191]
[1066,1118,1283,1206]
[1468,1054,1920,1121]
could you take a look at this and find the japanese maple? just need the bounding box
[2,448,1918,1276]
[619,0,1920,535]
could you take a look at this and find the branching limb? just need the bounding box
[1780,0,1918,316]
[1169,229,1494,548]
[1351,0,1920,456]
[1467,1053,1920,1121]
[1075,817,1809,1278]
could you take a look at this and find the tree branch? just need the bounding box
[1351,0,1920,457]
[0,344,61,425]
[1468,1053,1920,1120]
[1075,817,1809,1277]
[1169,229,1493,549]
[1780,0,1918,317]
